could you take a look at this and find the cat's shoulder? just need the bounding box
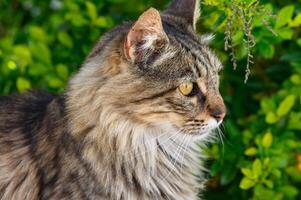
[0,91,62,132]
[0,90,55,113]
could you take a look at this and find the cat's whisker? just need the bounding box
[113,133,174,167]
[163,133,190,179]
[115,128,184,168]
[179,134,192,172]
[144,131,186,180]
[170,134,193,154]
[156,132,186,180]
[218,122,231,146]
[101,126,175,163]
[216,127,224,147]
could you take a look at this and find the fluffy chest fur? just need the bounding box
[80,122,203,200]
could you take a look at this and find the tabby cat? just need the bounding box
[0,0,226,199]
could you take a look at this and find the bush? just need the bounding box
[1,0,301,199]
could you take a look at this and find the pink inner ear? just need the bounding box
[124,8,167,62]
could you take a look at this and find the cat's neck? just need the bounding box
[76,117,201,200]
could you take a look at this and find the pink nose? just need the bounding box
[210,109,226,122]
[208,102,226,122]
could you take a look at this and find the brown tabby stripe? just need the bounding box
[130,87,176,103]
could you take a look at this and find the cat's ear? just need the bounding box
[124,8,168,63]
[165,0,200,29]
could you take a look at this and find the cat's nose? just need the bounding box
[210,108,226,122]
[208,101,226,122]
[207,93,226,122]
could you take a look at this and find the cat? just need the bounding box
[0,0,226,199]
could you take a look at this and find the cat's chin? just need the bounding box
[190,130,215,141]
[184,118,222,141]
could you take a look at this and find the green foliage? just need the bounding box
[1,0,301,199]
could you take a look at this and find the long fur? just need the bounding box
[0,1,226,199]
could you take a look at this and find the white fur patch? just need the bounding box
[141,34,158,50]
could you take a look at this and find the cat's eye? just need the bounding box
[178,82,194,96]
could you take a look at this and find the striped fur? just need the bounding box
[0,0,226,199]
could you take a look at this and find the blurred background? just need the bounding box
[0,0,301,199]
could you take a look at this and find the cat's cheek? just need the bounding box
[165,112,190,129]
[139,113,170,125]
[152,113,185,130]
[139,113,186,132]
[203,117,219,132]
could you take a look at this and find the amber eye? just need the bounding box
[178,82,194,96]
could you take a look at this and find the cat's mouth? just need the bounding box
[151,115,224,139]
[180,118,222,137]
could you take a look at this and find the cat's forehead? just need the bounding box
[149,17,222,83]
[149,16,222,78]
[127,14,223,85]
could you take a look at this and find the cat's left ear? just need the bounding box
[124,8,168,63]
[164,0,200,30]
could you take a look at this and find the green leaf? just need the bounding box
[94,16,114,28]
[289,13,301,27]
[271,169,281,178]
[277,95,296,117]
[263,158,270,167]
[290,74,301,85]
[264,180,274,189]
[239,177,256,190]
[279,186,299,198]
[94,17,107,27]
[29,43,51,65]
[86,2,98,21]
[13,45,32,67]
[266,112,278,124]
[203,0,219,6]
[297,38,301,47]
[241,168,253,178]
[276,5,295,28]
[262,132,273,148]
[58,31,73,48]
[281,52,301,62]
[56,64,69,80]
[66,13,88,27]
[47,76,64,88]
[7,60,17,70]
[276,28,294,40]
[16,77,31,93]
[107,0,125,3]
[245,147,257,156]
[258,42,275,59]
[28,63,49,76]
[29,26,48,42]
[260,98,276,114]
[66,1,80,11]
[288,112,301,130]
[212,12,227,29]
[252,159,262,179]
[209,161,220,176]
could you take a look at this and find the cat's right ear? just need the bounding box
[124,8,168,63]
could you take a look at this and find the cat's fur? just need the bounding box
[0,0,226,199]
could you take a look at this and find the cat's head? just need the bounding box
[70,0,226,139]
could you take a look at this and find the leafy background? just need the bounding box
[0,0,301,199]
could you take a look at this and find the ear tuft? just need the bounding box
[164,0,200,30]
[124,8,168,63]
